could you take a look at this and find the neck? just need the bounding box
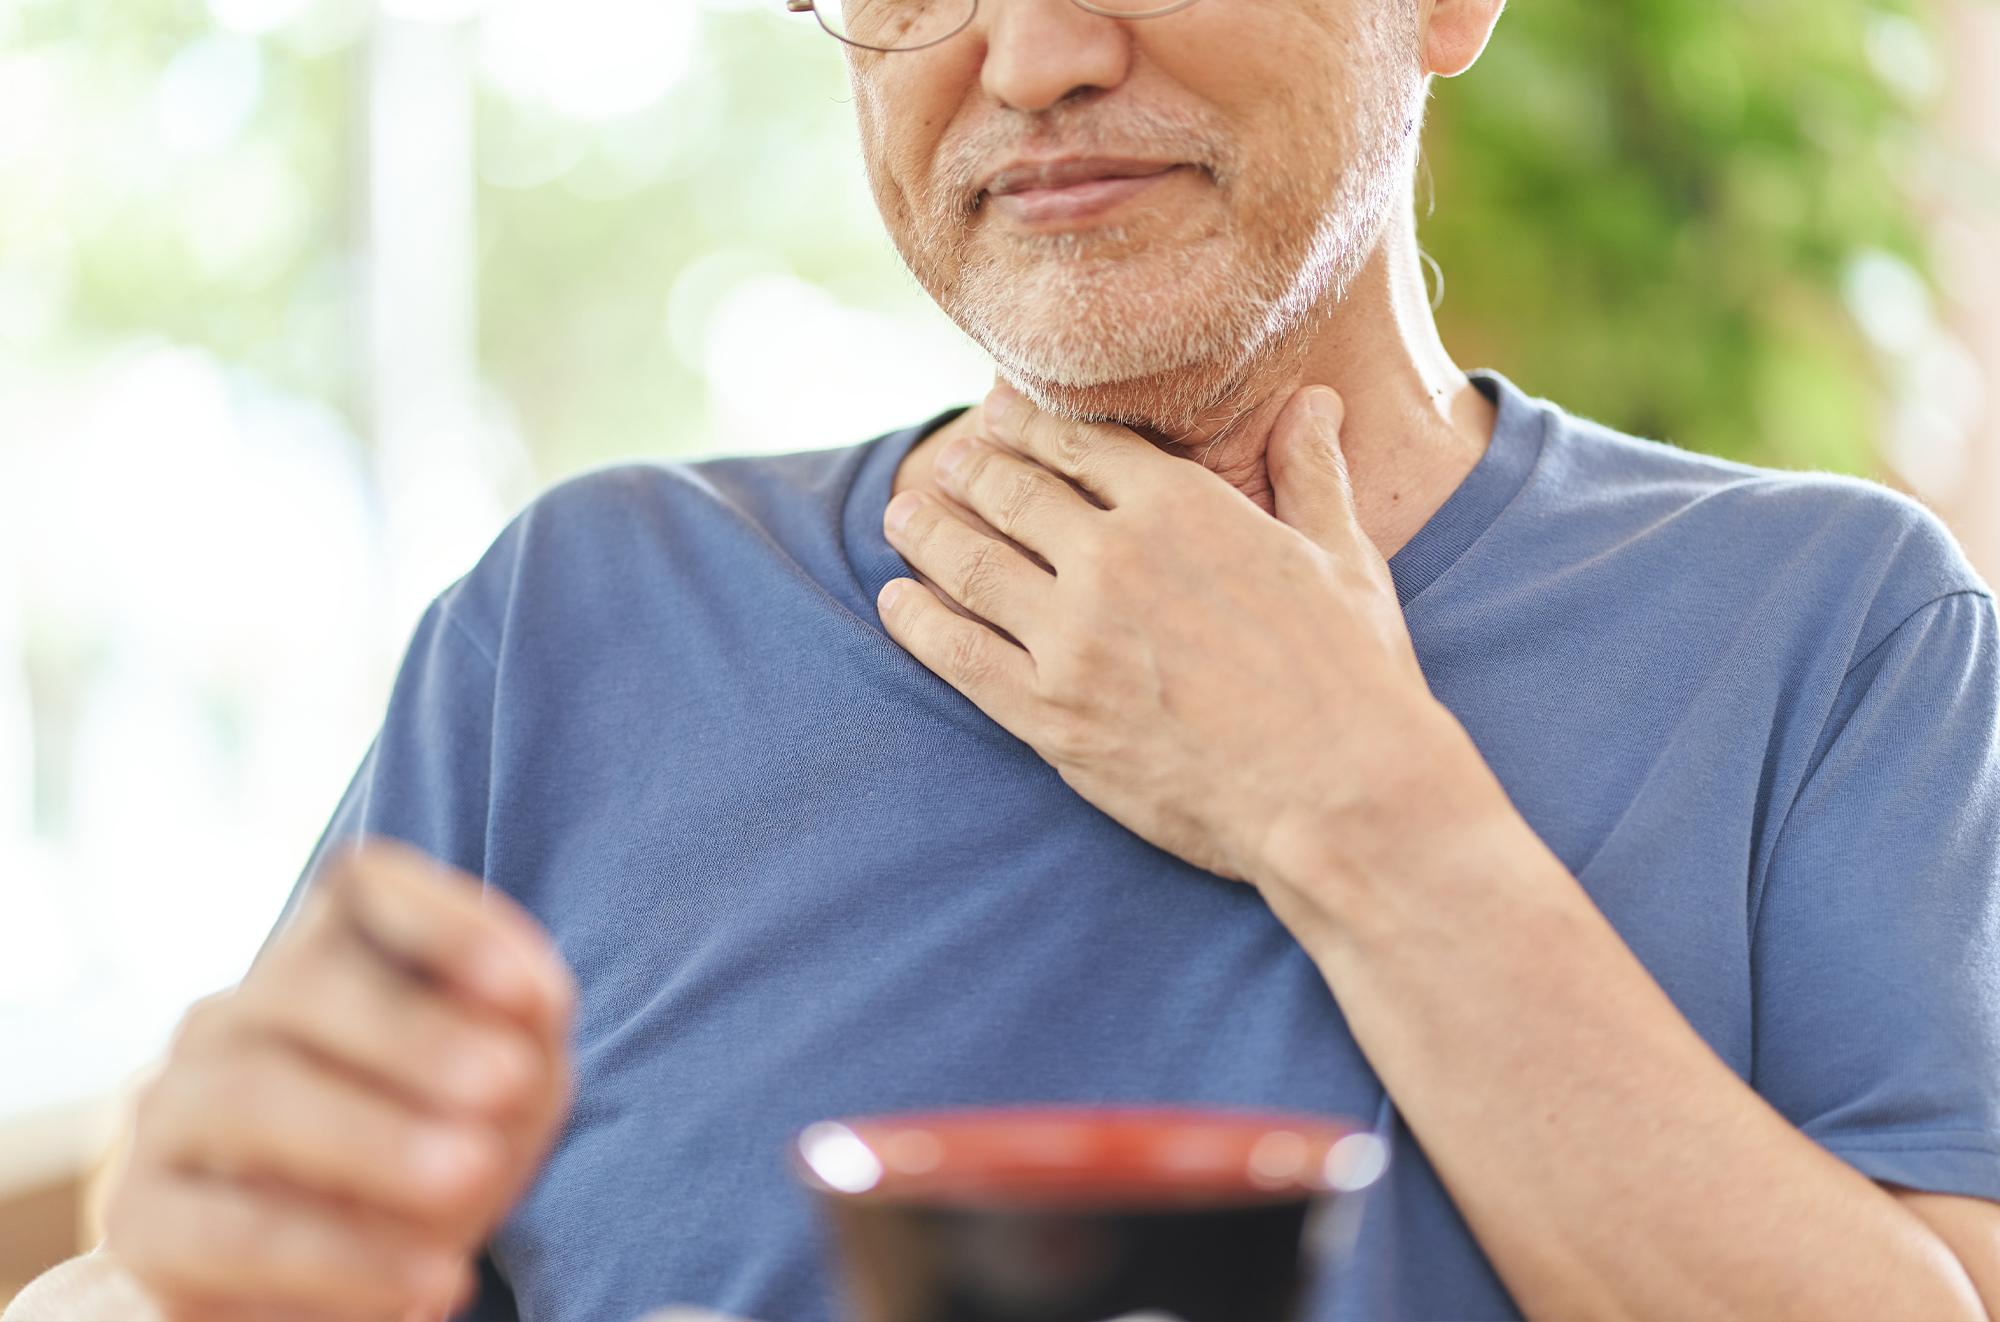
[895,206,1496,558]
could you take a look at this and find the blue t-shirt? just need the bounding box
[305,374,2000,1321]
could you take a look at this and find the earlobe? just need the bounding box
[1422,0,1505,79]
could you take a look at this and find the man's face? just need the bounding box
[846,0,1425,433]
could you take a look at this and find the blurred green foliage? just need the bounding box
[474,9,928,476]
[0,0,364,405]
[1422,0,1936,473]
[1,0,1953,482]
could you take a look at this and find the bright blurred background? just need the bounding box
[2,0,1998,1294]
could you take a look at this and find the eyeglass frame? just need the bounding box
[786,0,1204,53]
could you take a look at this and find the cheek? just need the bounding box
[1136,0,1374,140]
[850,53,984,259]
[850,57,955,195]
[849,79,923,252]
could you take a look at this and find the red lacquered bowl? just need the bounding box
[792,1107,1383,1322]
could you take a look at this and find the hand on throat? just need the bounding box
[894,219,1497,561]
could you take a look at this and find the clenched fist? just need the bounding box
[96,840,573,1322]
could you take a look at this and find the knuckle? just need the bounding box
[902,507,955,569]
[1053,422,1112,476]
[141,1043,250,1160]
[202,1055,289,1153]
[440,1020,544,1113]
[240,948,324,1030]
[169,990,237,1054]
[1043,639,1105,695]
[1066,629,1113,670]
[129,1067,200,1162]
[956,439,1001,491]
[900,496,943,551]
[995,467,1048,526]
[1052,431,1092,473]
[957,541,1008,608]
[248,901,343,995]
[943,627,997,686]
[1039,711,1102,765]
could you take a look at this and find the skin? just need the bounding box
[5,842,575,1322]
[11,1,2000,1320]
[867,0,2000,1317]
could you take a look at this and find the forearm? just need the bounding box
[3,1250,164,1322]
[1263,724,1987,1321]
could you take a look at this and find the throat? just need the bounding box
[1141,404,1285,514]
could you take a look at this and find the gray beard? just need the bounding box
[890,15,1425,438]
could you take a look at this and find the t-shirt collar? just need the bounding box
[839,373,1547,623]
[1386,371,1549,608]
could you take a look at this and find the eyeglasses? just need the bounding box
[787,0,1202,53]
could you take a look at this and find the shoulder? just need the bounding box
[1507,384,1988,663]
[1538,401,1946,556]
[426,438,888,660]
[403,407,960,659]
[513,442,871,545]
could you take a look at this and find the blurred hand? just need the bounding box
[103,839,575,1322]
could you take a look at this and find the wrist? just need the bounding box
[1249,706,1550,962]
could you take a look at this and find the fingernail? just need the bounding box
[878,579,912,613]
[1307,388,1343,422]
[933,435,974,486]
[984,383,1019,431]
[884,491,922,535]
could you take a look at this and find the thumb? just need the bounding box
[1268,385,1362,552]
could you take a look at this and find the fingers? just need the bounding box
[249,911,549,1122]
[109,1169,466,1322]
[884,490,1055,643]
[980,383,1168,507]
[144,1038,508,1237]
[1265,386,1365,554]
[317,839,575,1048]
[105,840,577,1322]
[1267,386,1421,672]
[929,432,1100,559]
[877,577,1038,724]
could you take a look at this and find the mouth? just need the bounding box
[980,157,1187,227]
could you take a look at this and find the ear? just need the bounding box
[1421,0,1506,78]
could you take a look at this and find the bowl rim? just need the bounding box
[789,1104,1380,1208]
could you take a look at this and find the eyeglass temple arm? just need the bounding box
[786,0,815,11]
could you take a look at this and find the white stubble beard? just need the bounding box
[882,9,1426,438]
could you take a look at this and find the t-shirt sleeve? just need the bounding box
[273,589,501,937]
[1752,588,2000,1199]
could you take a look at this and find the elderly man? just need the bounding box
[15,0,2000,1318]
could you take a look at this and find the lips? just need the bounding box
[980,157,1184,226]
[984,156,1179,196]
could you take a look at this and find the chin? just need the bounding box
[891,75,1422,443]
[1003,357,1249,439]
[955,225,1360,441]
[942,240,1273,436]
